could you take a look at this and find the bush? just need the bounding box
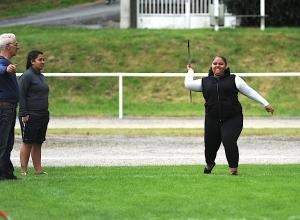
[224,0,300,26]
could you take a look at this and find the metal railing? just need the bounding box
[16,72,300,119]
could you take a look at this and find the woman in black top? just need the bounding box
[18,50,49,176]
[185,56,274,175]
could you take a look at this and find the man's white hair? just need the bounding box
[0,33,16,51]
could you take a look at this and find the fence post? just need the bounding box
[119,74,123,119]
[120,0,131,28]
[185,0,191,28]
[213,0,219,31]
[260,0,265,31]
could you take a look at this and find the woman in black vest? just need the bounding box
[185,56,274,175]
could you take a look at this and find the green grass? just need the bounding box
[14,128,300,136]
[0,0,103,19]
[0,26,299,116]
[0,165,299,220]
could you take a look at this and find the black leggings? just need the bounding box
[204,115,243,168]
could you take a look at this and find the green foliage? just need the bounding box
[1,26,299,116]
[224,0,300,26]
[266,0,300,26]
[0,165,299,219]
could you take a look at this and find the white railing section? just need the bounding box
[16,72,300,119]
[138,0,213,14]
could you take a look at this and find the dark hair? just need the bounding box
[26,49,43,69]
[212,55,227,66]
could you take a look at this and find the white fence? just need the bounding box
[137,0,212,28]
[138,0,212,14]
[136,0,236,28]
[17,72,300,119]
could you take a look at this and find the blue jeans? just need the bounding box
[0,107,16,179]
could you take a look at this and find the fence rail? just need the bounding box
[16,72,300,119]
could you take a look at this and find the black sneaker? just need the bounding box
[5,174,18,180]
[203,162,216,174]
[231,171,238,176]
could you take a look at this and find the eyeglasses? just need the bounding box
[8,43,19,47]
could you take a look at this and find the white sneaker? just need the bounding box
[35,171,48,175]
[20,171,28,176]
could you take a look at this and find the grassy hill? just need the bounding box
[1,26,299,117]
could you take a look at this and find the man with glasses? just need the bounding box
[0,33,19,181]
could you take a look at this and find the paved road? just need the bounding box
[26,116,300,128]
[0,1,120,28]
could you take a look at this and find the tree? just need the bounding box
[224,0,300,26]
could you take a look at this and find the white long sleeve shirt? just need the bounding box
[184,69,269,107]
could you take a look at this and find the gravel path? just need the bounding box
[11,117,300,167]
[11,135,300,167]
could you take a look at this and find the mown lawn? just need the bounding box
[1,165,299,220]
[13,128,300,137]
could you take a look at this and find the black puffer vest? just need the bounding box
[202,67,243,121]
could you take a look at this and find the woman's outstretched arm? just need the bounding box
[184,65,203,92]
[235,75,274,113]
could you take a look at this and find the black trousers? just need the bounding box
[204,115,243,168]
[0,107,16,179]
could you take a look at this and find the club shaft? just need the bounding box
[188,40,191,64]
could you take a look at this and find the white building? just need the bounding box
[120,0,265,30]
